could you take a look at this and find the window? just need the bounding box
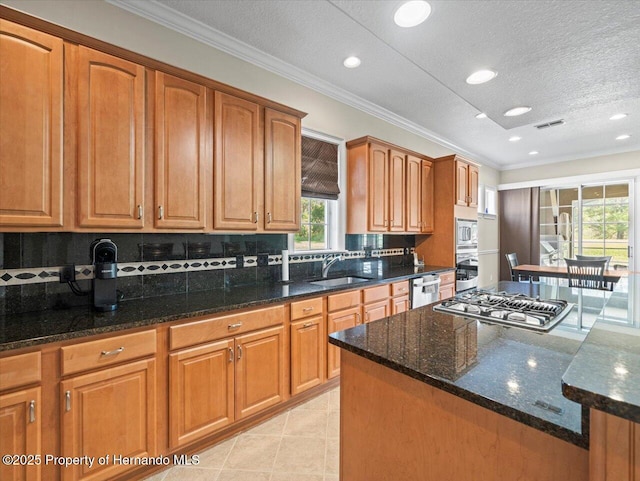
[295,197,331,251]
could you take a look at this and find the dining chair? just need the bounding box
[565,258,611,290]
[575,254,612,269]
[505,253,529,282]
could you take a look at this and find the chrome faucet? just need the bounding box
[321,254,344,278]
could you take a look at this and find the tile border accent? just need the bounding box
[0,248,409,287]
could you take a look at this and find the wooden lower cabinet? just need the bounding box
[60,359,156,481]
[363,300,389,323]
[290,316,324,395]
[235,326,286,420]
[590,409,640,481]
[439,270,456,300]
[169,339,234,448]
[391,295,410,315]
[327,306,361,379]
[0,387,41,481]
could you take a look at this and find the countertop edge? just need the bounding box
[562,378,640,424]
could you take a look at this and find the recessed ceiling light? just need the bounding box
[343,56,361,68]
[509,136,521,142]
[394,1,432,28]
[610,113,627,120]
[616,134,631,140]
[504,106,532,117]
[466,69,498,85]
[475,112,487,119]
[529,151,539,155]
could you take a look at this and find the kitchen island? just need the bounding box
[329,278,638,481]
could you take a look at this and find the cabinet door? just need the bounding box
[61,359,156,481]
[368,143,389,232]
[155,72,207,229]
[420,160,434,233]
[169,339,234,448]
[455,160,469,207]
[363,300,389,324]
[391,295,410,315]
[439,284,455,301]
[0,387,41,481]
[406,155,421,233]
[389,150,406,232]
[77,47,145,228]
[0,20,63,227]
[290,316,324,395]
[264,108,301,231]
[327,307,360,379]
[468,164,479,208]
[214,91,261,230]
[235,326,285,420]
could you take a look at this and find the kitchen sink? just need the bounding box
[308,276,372,287]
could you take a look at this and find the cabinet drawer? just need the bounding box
[291,297,323,321]
[439,270,456,286]
[327,290,361,312]
[170,305,285,350]
[362,284,390,304]
[391,281,410,297]
[61,330,156,376]
[0,351,41,391]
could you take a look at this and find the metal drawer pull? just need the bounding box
[398,287,407,292]
[65,391,71,412]
[302,307,314,312]
[267,212,272,223]
[237,345,242,360]
[228,347,234,362]
[158,205,164,219]
[29,400,36,423]
[101,347,124,357]
[228,323,243,329]
[253,212,259,223]
[302,322,314,328]
[137,204,143,219]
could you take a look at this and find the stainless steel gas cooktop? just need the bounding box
[433,290,574,331]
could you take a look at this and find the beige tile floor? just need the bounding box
[145,387,340,481]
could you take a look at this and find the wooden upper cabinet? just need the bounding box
[368,143,389,232]
[389,150,406,231]
[406,155,422,232]
[455,160,469,206]
[214,91,261,230]
[155,72,207,229]
[76,47,145,229]
[0,20,63,227]
[421,160,434,233]
[468,164,479,208]
[264,108,301,231]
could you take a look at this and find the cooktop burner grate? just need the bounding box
[433,290,574,331]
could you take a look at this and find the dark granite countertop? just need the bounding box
[329,278,637,448]
[0,264,452,351]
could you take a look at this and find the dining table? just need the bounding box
[512,264,627,284]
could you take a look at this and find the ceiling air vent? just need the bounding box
[535,119,565,129]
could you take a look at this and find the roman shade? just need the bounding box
[301,136,340,200]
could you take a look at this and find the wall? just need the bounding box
[500,150,640,185]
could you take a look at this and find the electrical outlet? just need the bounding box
[490,274,494,281]
[236,255,244,268]
[60,264,76,283]
[257,253,269,267]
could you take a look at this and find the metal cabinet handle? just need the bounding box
[237,345,243,360]
[253,212,259,223]
[228,347,234,363]
[356,312,361,325]
[65,391,71,412]
[267,212,272,224]
[137,204,143,219]
[101,347,124,357]
[228,323,242,330]
[302,307,314,312]
[302,322,314,328]
[158,205,164,219]
[29,400,36,423]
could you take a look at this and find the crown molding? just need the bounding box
[107,0,501,170]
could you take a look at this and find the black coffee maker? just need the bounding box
[90,239,118,311]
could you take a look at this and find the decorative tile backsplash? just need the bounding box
[0,233,415,316]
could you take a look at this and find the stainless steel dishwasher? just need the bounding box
[411,274,441,308]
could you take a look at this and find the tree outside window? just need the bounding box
[295,197,328,251]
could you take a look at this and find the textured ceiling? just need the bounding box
[115,0,640,169]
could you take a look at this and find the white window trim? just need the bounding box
[289,128,346,254]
